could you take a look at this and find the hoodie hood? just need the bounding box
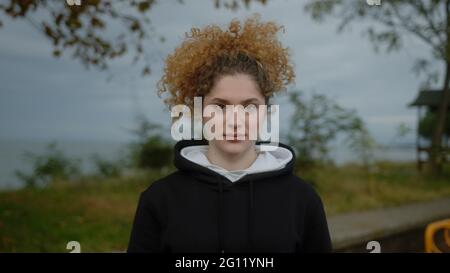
[179,142,293,183]
[173,139,297,253]
[174,139,296,186]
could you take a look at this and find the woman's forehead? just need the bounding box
[205,74,265,103]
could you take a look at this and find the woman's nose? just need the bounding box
[224,106,246,131]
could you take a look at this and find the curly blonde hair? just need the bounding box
[157,13,295,109]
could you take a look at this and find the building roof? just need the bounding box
[408,90,444,107]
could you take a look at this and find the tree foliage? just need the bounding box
[15,142,81,188]
[305,0,447,85]
[0,0,268,76]
[287,90,377,168]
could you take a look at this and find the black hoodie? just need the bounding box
[127,139,332,253]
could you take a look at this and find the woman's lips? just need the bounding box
[223,134,246,140]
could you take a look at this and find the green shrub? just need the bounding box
[15,142,81,188]
[90,154,123,178]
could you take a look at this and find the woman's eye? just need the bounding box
[207,103,225,109]
[245,103,258,111]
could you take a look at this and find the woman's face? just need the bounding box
[203,73,266,156]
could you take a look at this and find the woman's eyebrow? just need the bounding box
[209,98,229,104]
[241,98,263,104]
[209,98,263,104]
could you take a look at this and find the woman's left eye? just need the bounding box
[208,103,225,109]
[245,103,258,110]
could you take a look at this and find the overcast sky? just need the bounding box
[0,0,439,145]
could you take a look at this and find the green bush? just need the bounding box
[128,115,173,170]
[90,154,123,178]
[130,136,173,170]
[15,142,81,188]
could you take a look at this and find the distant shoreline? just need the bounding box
[0,138,417,190]
[0,139,129,190]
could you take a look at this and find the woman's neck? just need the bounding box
[206,143,258,171]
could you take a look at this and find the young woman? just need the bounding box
[127,14,332,253]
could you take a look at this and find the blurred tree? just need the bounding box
[304,0,450,174]
[90,153,123,178]
[396,122,414,139]
[287,90,376,169]
[0,0,267,76]
[15,142,81,188]
[419,108,450,138]
[128,114,173,170]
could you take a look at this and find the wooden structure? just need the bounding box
[408,89,450,171]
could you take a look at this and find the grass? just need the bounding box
[300,161,450,215]
[0,170,164,252]
[1,161,450,252]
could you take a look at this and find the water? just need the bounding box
[329,143,417,166]
[0,139,417,191]
[0,139,128,190]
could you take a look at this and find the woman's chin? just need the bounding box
[214,139,252,155]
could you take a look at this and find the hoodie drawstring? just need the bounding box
[217,176,255,253]
[217,176,224,253]
[248,179,254,252]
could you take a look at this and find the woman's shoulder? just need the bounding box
[286,173,323,203]
[135,171,186,208]
[140,170,186,196]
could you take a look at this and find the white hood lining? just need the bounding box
[180,144,293,182]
